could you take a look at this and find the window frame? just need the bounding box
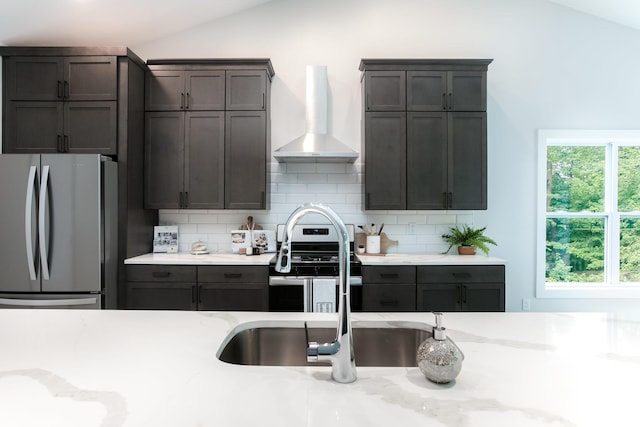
[537,129,640,299]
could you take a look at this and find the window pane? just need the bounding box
[547,146,605,212]
[546,218,605,282]
[620,218,640,282]
[618,146,640,212]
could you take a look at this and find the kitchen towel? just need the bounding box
[312,278,336,313]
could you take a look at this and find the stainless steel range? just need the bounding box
[268,224,362,312]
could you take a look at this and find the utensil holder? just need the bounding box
[366,235,380,254]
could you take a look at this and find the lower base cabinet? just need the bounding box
[126,263,504,312]
[126,265,268,311]
[362,266,416,311]
[417,266,505,312]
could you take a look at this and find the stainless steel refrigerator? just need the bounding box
[0,154,117,309]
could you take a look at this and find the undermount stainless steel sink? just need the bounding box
[217,321,432,367]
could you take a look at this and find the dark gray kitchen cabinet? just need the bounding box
[3,54,119,154]
[407,70,486,112]
[363,71,406,111]
[360,59,492,210]
[407,111,487,210]
[363,112,406,210]
[362,266,416,311]
[145,70,225,111]
[225,111,267,209]
[125,265,197,310]
[198,266,268,311]
[144,59,274,210]
[5,55,117,101]
[125,265,268,311]
[144,110,225,209]
[226,70,268,110]
[416,265,505,312]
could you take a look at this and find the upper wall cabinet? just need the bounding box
[145,70,225,111]
[144,59,274,210]
[1,49,128,155]
[6,55,117,101]
[360,59,492,211]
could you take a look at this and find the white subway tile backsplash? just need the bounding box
[158,162,476,254]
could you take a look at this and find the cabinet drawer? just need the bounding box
[126,265,197,282]
[198,266,268,283]
[362,266,416,284]
[417,265,504,283]
[362,283,416,312]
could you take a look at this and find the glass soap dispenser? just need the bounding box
[417,312,464,384]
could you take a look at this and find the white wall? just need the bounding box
[132,0,640,312]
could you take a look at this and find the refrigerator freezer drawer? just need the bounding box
[0,294,101,309]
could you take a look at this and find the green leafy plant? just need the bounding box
[441,225,497,255]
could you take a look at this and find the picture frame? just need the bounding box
[153,226,179,253]
[231,229,251,253]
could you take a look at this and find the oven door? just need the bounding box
[268,276,362,312]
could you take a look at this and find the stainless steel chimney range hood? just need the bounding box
[273,66,359,163]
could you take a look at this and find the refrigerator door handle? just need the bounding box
[25,166,38,281]
[39,165,51,281]
[0,297,98,307]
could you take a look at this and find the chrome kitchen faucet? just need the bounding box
[275,202,357,383]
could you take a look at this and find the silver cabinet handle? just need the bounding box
[0,297,98,307]
[39,165,50,280]
[25,166,38,281]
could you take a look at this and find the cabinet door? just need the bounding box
[64,101,117,154]
[198,282,268,311]
[5,56,63,101]
[225,111,267,209]
[184,111,225,209]
[125,266,197,310]
[226,70,267,110]
[416,283,461,312]
[463,284,505,312]
[407,71,447,111]
[362,283,416,311]
[364,112,406,210]
[448,112,487,209]
[145,70,186,111]
[5,101,63,153]
[364,71,406,111]
[64,56,117,101]
[185,71,225,110]
[447,71,486,112]
[144,112,185,208]
[407,112,448,209]
[125,282,196,310]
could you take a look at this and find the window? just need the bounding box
[537,130,640,298]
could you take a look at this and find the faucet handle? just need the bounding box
[305,322,319,361]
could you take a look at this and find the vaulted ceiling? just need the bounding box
[0,0,638,47]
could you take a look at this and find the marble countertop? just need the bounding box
[0,310,637,427]
[125,253,506,266]
[357,253,506,265]
[124,252,276,265]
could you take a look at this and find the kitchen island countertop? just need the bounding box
[0,310,636,426]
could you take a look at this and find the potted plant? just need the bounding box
[441,225,497,255]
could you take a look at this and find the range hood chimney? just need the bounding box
[273,65,359,163]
